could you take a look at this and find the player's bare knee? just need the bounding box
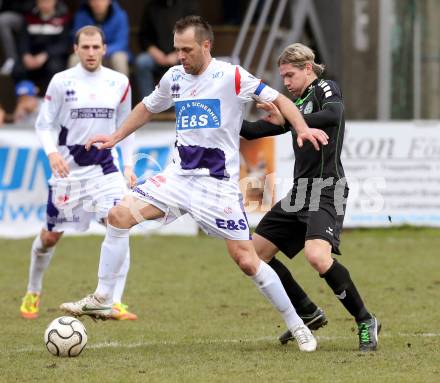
[305,252,323,272]
[107,205,130,228]
[40,231,61,248]
[252,234,278,263]
[304,249,332,274]
[229,244,259,275]
[236,255,258,276]
[258,251,274,263]
[304,239,333,273]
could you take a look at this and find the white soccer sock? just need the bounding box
[251,260,304,329]
[94,224,130,304]
[27,235,55,293]
[112,249,130,304]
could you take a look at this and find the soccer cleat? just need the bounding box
[60,294,113,320]
[290,324,317,352]
[279,307,328,344]
[111,303,138,320]
[357,316,381,351]
[20,292,40,319]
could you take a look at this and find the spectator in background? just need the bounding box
[70,0,129,76]
[0,0,34,75]
[14,0,71,97]
[134,0,199,97]
[0,81,40,126]
[13,80,40,123]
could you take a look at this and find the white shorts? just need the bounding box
[131,169,251,240]
[46,172,127,232]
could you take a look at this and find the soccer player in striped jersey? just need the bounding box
[60,16,331,352]
[20,26,137,321]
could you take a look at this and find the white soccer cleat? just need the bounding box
[60,294,113,320]
[290,324,318,352]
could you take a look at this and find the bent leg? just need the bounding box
[253,233,320,317]
[304,238,333,274]
[60,190,168,317]
[225,238,316,351]
[252,232,278,262]
[21,229,62,319]
[225,239,303,327]
[305,238,371,322]
[95,196,165,303]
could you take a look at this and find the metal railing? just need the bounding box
[232,0,331,91]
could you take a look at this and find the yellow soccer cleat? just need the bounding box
[20,292,40,319]
[111,303,138,320]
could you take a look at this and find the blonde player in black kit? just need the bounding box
[240,43,381,352]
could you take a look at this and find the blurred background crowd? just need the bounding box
[0,0,439,127]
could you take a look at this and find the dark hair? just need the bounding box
[74,25,106,45]
[173,15,214,47]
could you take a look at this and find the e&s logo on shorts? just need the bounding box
[175,99,221,130]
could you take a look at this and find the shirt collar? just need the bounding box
[300,78,319,99]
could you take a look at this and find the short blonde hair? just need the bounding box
[278,43,325,76]
[74,25,106,45]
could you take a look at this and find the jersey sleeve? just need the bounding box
[35,75,63,154]
[117,79,134,167]
[36,75,62,131]
[142,68,174,113]
[234,65,279,103]
[116,79,132,128]
[306,80,344,130]
[240,119,288,140]
[316,79,343,106]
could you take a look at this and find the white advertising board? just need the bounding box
[0,129,198,238]
[275,121,440,227]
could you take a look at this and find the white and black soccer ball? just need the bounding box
[44,316,87,357]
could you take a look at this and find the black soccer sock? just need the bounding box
[268,257,318,316]
[320,259,372,322]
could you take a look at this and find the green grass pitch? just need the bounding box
[0,228,439,382]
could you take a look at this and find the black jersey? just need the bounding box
[290,78,345,183]
[241,77,347,208]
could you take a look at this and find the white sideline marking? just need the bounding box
[4,333,440,354]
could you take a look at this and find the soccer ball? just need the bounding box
[44,316,88,357]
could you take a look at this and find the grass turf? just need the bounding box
[0,228,439,382]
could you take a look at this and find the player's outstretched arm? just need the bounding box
[86,102,153,151]
[273,94,328,150]
[240,102,288,140]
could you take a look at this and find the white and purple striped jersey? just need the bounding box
[36,63,133,181]
[143,58,279,183]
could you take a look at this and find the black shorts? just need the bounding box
[254,195,345,259]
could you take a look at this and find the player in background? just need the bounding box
[60,16,330,352]
[20,25,137,321]
[240,43,380,351]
